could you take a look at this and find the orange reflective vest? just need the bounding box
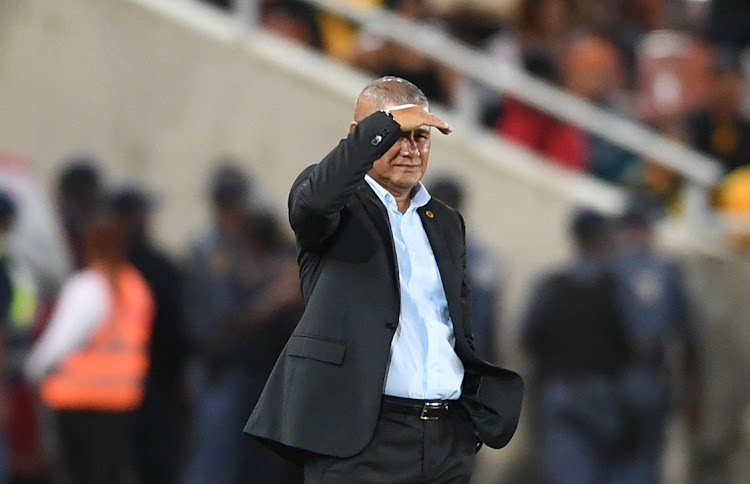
[41,265,155,412]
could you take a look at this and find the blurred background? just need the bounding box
[0,0,749,483]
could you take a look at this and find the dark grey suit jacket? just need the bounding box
[244,111,523,462]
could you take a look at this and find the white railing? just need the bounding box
[199,0,725,231]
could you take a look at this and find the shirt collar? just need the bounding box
[364,174,431,214]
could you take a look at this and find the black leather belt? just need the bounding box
[382,396,453,420]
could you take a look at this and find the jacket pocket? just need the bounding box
[286,335,346,365]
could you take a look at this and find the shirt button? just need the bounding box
[371,135,383,145]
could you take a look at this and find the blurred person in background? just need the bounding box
[522,209,631,484]
[0,187,46,484]
[24,213,155,484]
[486,0,576,70]
[110,188,187,484]
[687,50,750,175]
[262,0,324,50]
[239,209,304,483]
[353,0,457,106]
[0,154,65,484]
[560,34,638,184]
[428,176,503,363]
[182,164,276,484]
[467,0,576,128]
[318,0,383,62]
[56,158,102,270]
[0,192,17,484]
[613,207,701,484]
[201,0,324,50]
[183,165,304,483]
[606,0,670,89]
[485,0,579,156]
[495,49,588,170]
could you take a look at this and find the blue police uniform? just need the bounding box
[524,256,631,484]
[183,229,259,484]
[613,249,693,484]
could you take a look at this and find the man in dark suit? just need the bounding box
[245,77,523,483]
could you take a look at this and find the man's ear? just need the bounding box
[349,121,357,133]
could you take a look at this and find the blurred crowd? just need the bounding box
[204,0,750,217]
[521,206,700,484]
[0,146,709,483]
[0,155,306,484]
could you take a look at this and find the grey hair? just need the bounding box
[357,76,429,111]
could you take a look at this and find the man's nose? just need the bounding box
[400,137,419,158]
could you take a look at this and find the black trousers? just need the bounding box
[56,410,135,484]
[303,401,476,484]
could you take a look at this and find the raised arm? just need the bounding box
[288,106,452,250]
[288,111,400,250]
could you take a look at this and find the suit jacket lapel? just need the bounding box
[417,202,464,338]
[355,184,465,340]
[354,182,400,302]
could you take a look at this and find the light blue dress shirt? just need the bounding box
[364,175,464,400]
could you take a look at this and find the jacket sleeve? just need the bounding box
[288,111,402,251]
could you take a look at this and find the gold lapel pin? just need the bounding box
[425,210,434,219]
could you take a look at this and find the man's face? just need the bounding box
[368,104,431,192]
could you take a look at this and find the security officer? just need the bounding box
[614,208,701,484]
[522,209,631,484]
[182,163,260,484]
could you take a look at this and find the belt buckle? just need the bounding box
[420,402,443,420]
